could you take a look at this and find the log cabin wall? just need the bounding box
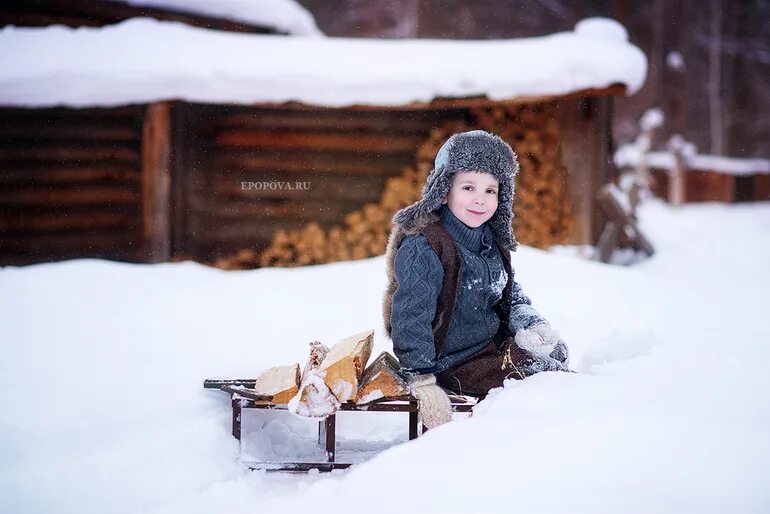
[188,100,584,269]
[0,96,608,268]
[0,105,146,266]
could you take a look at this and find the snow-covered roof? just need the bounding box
[114,0,323,36]
[0,16,647,109]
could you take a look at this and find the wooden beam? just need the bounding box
[0,185,138,206]
[235,84,628,112]
[0,166,139,185]
[141,102,172,263]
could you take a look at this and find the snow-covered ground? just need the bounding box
[2,198,769,514]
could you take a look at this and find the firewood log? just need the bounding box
[253,363,301,404]
[356,352,409,404]
[289,371,341,419]
[302,340,330,378]
[319,329,374,402]
[286,340,341,419]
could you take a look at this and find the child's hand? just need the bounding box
[407,374,452,429]
[529,322,560,346]
[515,322,560,360]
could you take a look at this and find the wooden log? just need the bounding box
[0,211,136,232]
[202,200,355,223]
[0,105,142,120]
[290,373,341,419]
[211,151,406,177]
[287,340,339,419]
[213,174,383,202]
[0,231,142,260]
[355,352,409,404]
[302,340,330,378]
[0,146,140,164]
[216,130,422,154]
[252,363,301,405]
[0,166,140,185]
[141,102,172,262]
[319,329,374,403]
[0,185,139,206]
[0,124,138,141]
[214,111,436,133]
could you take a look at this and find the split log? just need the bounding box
[289,371,340,419]
[302,340,330,378]
[288,340,336,419]
[319,329,374,402]
[356,352,409,404]
[252,363,301,404]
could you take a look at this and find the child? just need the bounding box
[382,130,570,428]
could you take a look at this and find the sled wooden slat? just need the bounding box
[205,377,479,472]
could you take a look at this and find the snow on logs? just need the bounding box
[250,329,408,419]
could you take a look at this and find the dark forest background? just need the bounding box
[299,0,770,159]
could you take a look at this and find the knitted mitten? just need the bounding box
[515,322,570,369]
[407,373,452,429]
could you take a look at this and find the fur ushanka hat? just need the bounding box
[393,129,520,251]
[382,130,520,338]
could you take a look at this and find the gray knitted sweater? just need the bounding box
[390,205,545,375]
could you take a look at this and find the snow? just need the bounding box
[615,133,770,176]
[574,17,628,43]
[640,107,664,131]
[688,154,770,175]
[490,267,508,297]
[287,371,340,420]
[0,17,647,109]
[357,389,385,405]
[2,198,770,513]
[116,0,323,36]
[666,50,686,71]
[616,148,770,176]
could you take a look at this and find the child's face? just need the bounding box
[442,171,499,228]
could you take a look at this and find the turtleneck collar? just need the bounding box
[437,204,494,254]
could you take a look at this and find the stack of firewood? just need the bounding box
[211,248,260,270]
[251,329,410,418]
[473,104,573,249]
[258,121,467,267]
[217,105,571,268]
